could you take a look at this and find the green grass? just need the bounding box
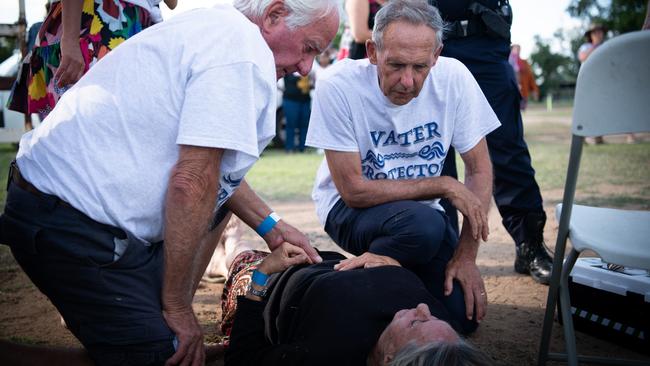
[246,149,325,201]
[0,110,647,210]
[452,104,649,209]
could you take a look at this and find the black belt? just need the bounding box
[9,161,73,209]
[442,1,512,41]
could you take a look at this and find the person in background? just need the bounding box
[282,71,313,153]
[579,23,637,144]
[578,23,606,63]
[310,52,333,155]
[509,44,538,112]
[507,42,519,84]
[338,0,387,60]
[0,0,339,365]
[8,3,51,131]
[8,0,178,120]
[431,0,553,285]
[313,51,333,81]
[577,23,607,144]
[26,2,51,52]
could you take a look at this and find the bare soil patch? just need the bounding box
[1,200,649,366]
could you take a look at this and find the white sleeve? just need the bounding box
[306,78,360,152]
[450,64,501,154]
[177,62,271,159]
[578,43,592,56]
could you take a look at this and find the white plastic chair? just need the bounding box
[537,30,650,366]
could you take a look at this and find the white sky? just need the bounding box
[1,0,582,58]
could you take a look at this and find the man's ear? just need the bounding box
[261,0,289,32]
[434,44,443,58]
[383,353,394,365]
[430,44,443,67]
[367,39,378,65]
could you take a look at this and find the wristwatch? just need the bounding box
[248,283,268,298]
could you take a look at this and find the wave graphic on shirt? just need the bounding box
[217,174,244,206]
[361,141,446,168]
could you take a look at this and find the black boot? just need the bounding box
[513,212,553,285]
[515,241,553,284]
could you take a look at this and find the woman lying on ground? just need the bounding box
[219,239,493,365]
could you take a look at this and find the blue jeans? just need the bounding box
[0,182,175,365]
[283,98,311,152]
[324,199,478,334]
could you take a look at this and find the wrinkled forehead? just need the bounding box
[316,12,340,48]
[382,21,438,51]
[299,12,339,52]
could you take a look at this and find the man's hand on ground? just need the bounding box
[163,306,204,366]
[444,256,487,322]
[334,252,401,271]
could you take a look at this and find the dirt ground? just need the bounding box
[1,111,649,365]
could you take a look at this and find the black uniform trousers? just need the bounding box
[440,36,545,246]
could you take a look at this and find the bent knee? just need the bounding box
[390,205,447,259]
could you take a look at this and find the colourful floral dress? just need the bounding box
[8,0,154,118]
[220,250,269,346]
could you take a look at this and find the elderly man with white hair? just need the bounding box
[307,0,500,336]
[0,1,339,365]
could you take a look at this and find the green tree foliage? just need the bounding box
[567,0,647,34]
[529,35,575,98]
[0,38,17,64]
[528,0,648,98]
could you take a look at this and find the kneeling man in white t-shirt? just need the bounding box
[306,0,501,335]
[0,1,339,365]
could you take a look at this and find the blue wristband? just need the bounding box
[256,212,281,237]
[251,269,269,287]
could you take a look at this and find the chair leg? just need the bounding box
[538,274,559,365]
[559,248,580,366]
[538,235,571,365]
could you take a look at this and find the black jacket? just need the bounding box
[225,252,457,365]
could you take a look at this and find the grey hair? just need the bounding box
[388,339,494,366]
[233,0,340,30]
[372,0,446,51]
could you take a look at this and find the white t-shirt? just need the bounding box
[306,57,501,225]
[16,4,277,243]
[578,42,597,60]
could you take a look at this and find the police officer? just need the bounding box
[429,0,553,284]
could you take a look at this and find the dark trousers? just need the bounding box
[441,36,545,245]
[283,98,311,152]
[325,199,478,334]
[0,182,175,365]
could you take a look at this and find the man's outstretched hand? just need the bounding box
[334,252,401,271]
[258,242,312,275]
[264,220,322,264]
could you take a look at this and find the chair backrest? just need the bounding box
[572,31,650,137]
